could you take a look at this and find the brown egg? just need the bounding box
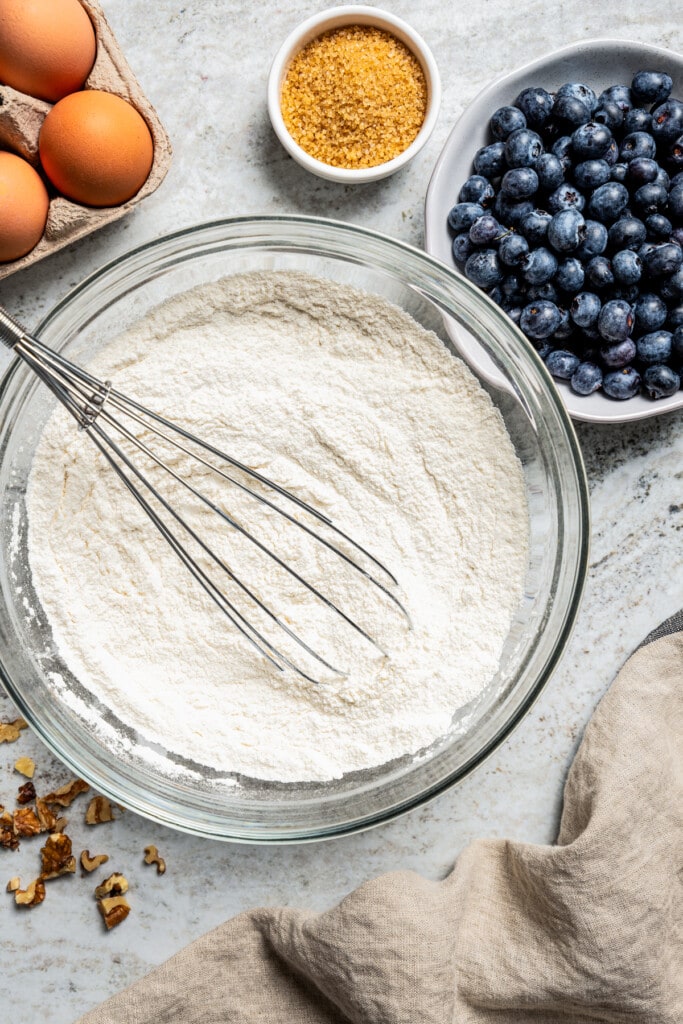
[0,0,96,103]
[39,90,154,208]
[0,151,49,262]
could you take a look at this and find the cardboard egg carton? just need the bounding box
[0,0,172,280]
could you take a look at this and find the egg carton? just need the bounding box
[0,0,172,281]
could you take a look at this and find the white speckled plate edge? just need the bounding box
[424,38,683,424]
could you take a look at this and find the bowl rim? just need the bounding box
[0,215,590,842]
[424,36,683,424]
[267,5,442,184]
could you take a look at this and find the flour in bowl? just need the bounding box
[26,272,528,782]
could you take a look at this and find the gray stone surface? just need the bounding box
[0,2,681,1020]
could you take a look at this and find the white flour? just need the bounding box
[26,272,528,782]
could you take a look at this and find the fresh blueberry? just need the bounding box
[534,152,565,190]
[603,366,641,399]
[612,249,642,284]
[671,324,683,364]
[504,306,523,326]
[598,298,634,341]
[619,131,657,162]
[557,82,598,113]
[520,300,562,338]
[668,184,683,220]
[633,183,668,216]
[660,267,683,301]
[594,102,624,131]
[586,256,615,290]
[669,135,683,170]
[452,232,474,263]
[623,108,653,133]
[554,93,592,127]
[576,219,609,258]
[570,291,602,328]
[608,216,647,251]
[645,213,673,240]
[643,364,680,398]
[626,157,659,185]
[545,348,580,378]
[555,257,585,292]
[651,99,683,142]
[514,87,555,128]
[534,341,554,359]
[634,292,668,332]
[504,128,545,168]
[490,105,527,140]
[631,70,673,105]
[571,121,613,159]
[501,272,524,298]
[547,208,585,252]
[465,249,504,287]
[603,138,619,166]
[521,246,558,284]
[636,330,673,365]
[448,202,485,234]
[654,166,671,190]
[527,282,559,303]
[498,232,530,265]
[552,307,574,340]
[459,174,496,206]
[547,182,585,213]
[642,243,683,277]
[587,182,629,222]
[600,338,637,367]
[574,159,611,189]
[571,360,603,394]
[501,166,539,199]
[469,215,502,245]
[493,195,535,229]
[638,241,658,263]
[487,284,504,305]
[520,209,552,244]
[598,84,633,112]
[473,142,507,178]
[610,162,629,183]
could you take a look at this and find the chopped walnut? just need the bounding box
[98,895,130,930]
[143,845,166,875]
[85,795,116,825]
[15,878,45,907]
[6,876,20,892]
[14,757,35,778]
[0,810,18,850]
[40,833,76,880]
[43,778,89,807]
[34,797,58,832]
[0,719,28,744]
[80,850,109,873]
[94,873,128,899]
[13,807,42,837]
[16,781,37,805]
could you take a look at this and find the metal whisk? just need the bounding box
[0,307,409,684]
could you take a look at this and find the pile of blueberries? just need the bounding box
[447,71,683,400]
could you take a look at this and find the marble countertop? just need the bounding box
[1,2,681,1020]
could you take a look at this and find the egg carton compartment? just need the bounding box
[0,0,172,280]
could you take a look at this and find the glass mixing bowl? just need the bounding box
[0,217,589,842]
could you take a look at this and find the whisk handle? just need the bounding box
[0,307,29,350]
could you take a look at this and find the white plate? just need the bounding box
[424,38,683,424]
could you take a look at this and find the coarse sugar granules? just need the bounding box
[280,25,428,170]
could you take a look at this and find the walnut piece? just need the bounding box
[40,833,76,880]
[34,797,58,832]
[85,795,116,825]
[0,810,18,850]
[143,845,166,875]
[94,873,128,899]
[15,878,45,907]
[98,895,130,930]
[0,718,28,744]
[14,757,35,778]
[80,850,109,873]
[13,807,42,837]
[16,781,37,805]
[43,778,89,807]
[6,876,20,892]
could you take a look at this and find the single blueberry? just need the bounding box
[535,152,565,190]
[571,360,603,394]
[633,183,668,216]
[546,348,580,378]
[600,338,637,367]
[572,121,613,159]
[574,159,611,189]
[642,242,683,277]
[554,93,592,127]
[612,249,642,284]
[520,209,553,245]
[660,268,683,302]
[654,166,670,190]
[514,87,555,128]
[603,138,619,166]
[459,174,496,206]
[651,99,683,142]
[608,216,647,251]
[634,292,668,332]
[619,131,657,162]
[469,215,502,246]
[551,135,574,172]
[636,330,673,365]
[603,366,641,399]
[586,256,615,290]
[597,84,633,113]
[448,202,485,234]
[623,108,653,133]
[493,195,535,229]
[594,102,624,131]
[643,364,681,398]
[498,232,530,266]
[504,128,545,168]
[631,70,673,105]
[521,247,558,284]
[610,162,628,183]
[598,299,634,341]
[645,213,673,239]
[587,182,629,223]
[555,257,585,292]
[576,219,609,258]
[465,249,503,288]
[547,182,586,213]
[557,82,598,112]
[548,208,585,252]
[452,232,474,263]
[638,241,658,262]
[501,166,539,199]
[490,105,527,140]
[473,141,507,178]
[626,157,659,185]
[520,300,562,338]
[501,272,525,298]
[570,291,602,328]
[669,135,683,170]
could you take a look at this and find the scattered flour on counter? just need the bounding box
[26,272,529,782]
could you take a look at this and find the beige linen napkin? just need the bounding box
[79,614,683,1024]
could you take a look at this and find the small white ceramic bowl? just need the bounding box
[267,5,441,184]
[425,39,683,425]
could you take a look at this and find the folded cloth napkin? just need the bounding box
[79,613,683,1024]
